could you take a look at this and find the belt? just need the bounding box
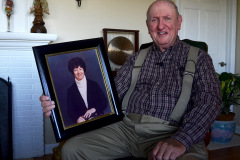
[126,113,170,125]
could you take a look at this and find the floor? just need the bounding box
[19,147,240,160]
[208,146,240,160]
[19,134,240,160]
[19,154,52,160]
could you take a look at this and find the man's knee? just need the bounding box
[178,141,208,160]
[61,139,83,160]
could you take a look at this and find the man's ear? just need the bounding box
[178,15,183,30]
[146,20,150,34]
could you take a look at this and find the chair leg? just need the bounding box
[52,141,66,160]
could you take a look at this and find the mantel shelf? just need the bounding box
[0,32,57,41]
[0,32,58,50]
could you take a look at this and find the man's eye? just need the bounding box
[151,19,158,23]
[164,17,171,21]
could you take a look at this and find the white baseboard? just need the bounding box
[236,125,240,134]
[45,143,59,154]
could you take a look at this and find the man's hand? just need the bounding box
[40,95,55,118]
[151,138,186,160]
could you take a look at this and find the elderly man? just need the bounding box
[40,0,221,159]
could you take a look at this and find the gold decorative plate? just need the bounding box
[107,36,134,65]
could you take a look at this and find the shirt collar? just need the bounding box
[75,75,87,88]
[152,36,180,54]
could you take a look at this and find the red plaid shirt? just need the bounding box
[114,37,222,150]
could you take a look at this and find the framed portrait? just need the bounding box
[33,37,123,142]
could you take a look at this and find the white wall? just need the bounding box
[236,1,240,75]
[234,0,240,133]
[44,0,155,45]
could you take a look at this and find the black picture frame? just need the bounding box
[33,37,123,142]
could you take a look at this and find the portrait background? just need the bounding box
[47,49,111,127]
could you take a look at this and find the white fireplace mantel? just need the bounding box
[0,32,57,49]
[0,32,57,159]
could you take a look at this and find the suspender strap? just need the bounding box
[121,47,150,111]
[121,45,199,123]
[170,46,199,122]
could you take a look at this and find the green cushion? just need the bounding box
[182,39,208,52]
[140,39,208,52]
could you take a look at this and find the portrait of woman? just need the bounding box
[66,57,108,124]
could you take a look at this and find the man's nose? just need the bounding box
[157,19,164,30]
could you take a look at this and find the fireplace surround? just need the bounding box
[0,32,57,159]
[0,77,12,160]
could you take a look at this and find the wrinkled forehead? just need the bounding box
[147,1,179,19]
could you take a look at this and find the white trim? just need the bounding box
[0,32,57,41]
[176,0,237,74]
[0,33,57,51]
[176,0,183,38]
[226,0,237,73]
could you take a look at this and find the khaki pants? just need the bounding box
[62,114,208,160]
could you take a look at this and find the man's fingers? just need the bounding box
[162,146,178,160]
[162,147,172,160]
[39,95,55,118]
[151,142,167,160]
[41,99,55,108]
[151,144,159,160]
[42,103,55,112]
[41,100,55,119]
[169,152,178,160]
[39,95,50,102]
[155,142,168,159]
[151,139,186,160]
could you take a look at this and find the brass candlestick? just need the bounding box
[4,0,14,32]
[7,13,11,32]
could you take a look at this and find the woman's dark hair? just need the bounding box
[68,57,86,74]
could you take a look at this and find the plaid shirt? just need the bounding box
[114,37,222,150]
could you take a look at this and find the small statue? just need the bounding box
[76,0,81,7]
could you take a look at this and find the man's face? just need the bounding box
[73,66,85,81]
[146,1,182,51]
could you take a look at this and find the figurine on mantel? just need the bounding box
[30,0,49,33]
[3,0,14,32]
